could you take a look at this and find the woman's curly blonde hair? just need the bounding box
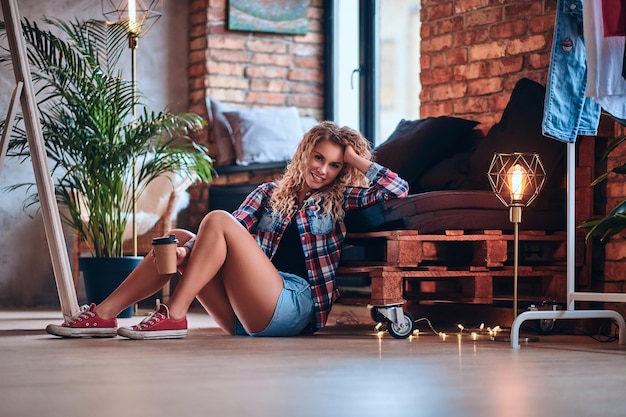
[271,121,372,220]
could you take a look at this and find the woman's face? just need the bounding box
[301,139,344,195]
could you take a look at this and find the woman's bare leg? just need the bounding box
[167,210,284,334]
[94,228,196,319]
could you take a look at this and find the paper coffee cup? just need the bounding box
[152,234,179,275]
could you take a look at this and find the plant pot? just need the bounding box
[79,256,143,318]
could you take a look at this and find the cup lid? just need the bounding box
[152,234,179,245]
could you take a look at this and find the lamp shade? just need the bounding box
[102,0,163,36]
[488,152,546,208]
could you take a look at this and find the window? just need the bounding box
[327,0,421,146]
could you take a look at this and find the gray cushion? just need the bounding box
[224,106,304,165]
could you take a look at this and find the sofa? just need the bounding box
[345,77,567,234]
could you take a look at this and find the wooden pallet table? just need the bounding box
[336,229,567,306]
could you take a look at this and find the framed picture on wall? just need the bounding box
[228,0,311,35]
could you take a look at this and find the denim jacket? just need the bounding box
[542,0,600,143]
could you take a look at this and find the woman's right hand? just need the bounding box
[175,247,189,265]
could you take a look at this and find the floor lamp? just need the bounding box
[488,152,546,319]
[101,0,163,256]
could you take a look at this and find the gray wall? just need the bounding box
[0,0,189,307]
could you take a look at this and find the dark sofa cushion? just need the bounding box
[344,190,565,234]
[374,116,480,193]
[468,78,567,199]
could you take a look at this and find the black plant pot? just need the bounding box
[79,256,143,318]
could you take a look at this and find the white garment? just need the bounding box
[584,0,626,119]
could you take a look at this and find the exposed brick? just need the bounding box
[290,82,323,95]
[454,0,490,14]
[420,101,455,118]
[504,2,543,19]
[447,48,468,65]
[603,262,626,281]
[431,82,468,101]
[465,8,503,28]
[489,56,524,76]
[290,43,323,56]
[452,96,490,114]
[250,79,290,93]
[421,67,454,85]
[245,65,288,79]
[430,16,464,35]
[209,36,246,50]
[467,78,503,96]
[189,50,209,65]
[190,10,208,26]
[469,41,507,60]
[286,94,324,108]
[189,36,207,51]
[454,28,490,47]
[288,68,323,83]
[210,61,245,77]
[188,62,207,78]
[606,181,626,198]
[294,56,322,69]
[244,92,287,106]
[528,52,551,69]
[429,53,446,68]
[529,14,556,34]
[246,39,289,54]
[209,49,251,63]
[207,75,249,90]
[453,62,489,80]
[424,1,454,20]
[606,241,626,261]
[490,20,528,39]
[421,34,454,53]
[252,53,292,67]
[506,35,547,55]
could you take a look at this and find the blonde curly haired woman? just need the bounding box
[47,121,409,339]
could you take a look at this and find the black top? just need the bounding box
[271,217,307,279]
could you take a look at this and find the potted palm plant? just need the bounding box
[1,18,213,315]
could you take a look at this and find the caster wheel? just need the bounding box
[370,307,386,323]
[387,311,414,339]
[535,318,555,334]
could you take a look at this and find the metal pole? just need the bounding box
[129,33,138,257]
[510,205,522,319]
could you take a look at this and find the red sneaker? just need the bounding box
[46,304,118,338]
[117,300,187,340]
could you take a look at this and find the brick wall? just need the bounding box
[419,0,555,130]
[184,0,325,230]
[182,0,626,293]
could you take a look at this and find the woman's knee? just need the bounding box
[199,210,237,231]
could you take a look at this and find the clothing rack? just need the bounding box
[510,142,626,348]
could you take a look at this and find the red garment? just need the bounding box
[602,0,626,36]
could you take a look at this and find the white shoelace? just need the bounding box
[66,304,95,324]
[136,299,168,329]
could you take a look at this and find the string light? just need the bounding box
[372,316,501,342]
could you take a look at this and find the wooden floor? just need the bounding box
[1,305,625,417]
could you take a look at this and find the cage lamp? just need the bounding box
[102,0,163,39]
[488,152,546,318]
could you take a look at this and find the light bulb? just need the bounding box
[128,0,138,32]
[508,163,527,202]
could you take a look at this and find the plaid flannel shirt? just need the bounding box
[232,162,408,331]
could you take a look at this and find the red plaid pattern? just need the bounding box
[233,163,408,330]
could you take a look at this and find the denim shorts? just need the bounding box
[234,272,314,337]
